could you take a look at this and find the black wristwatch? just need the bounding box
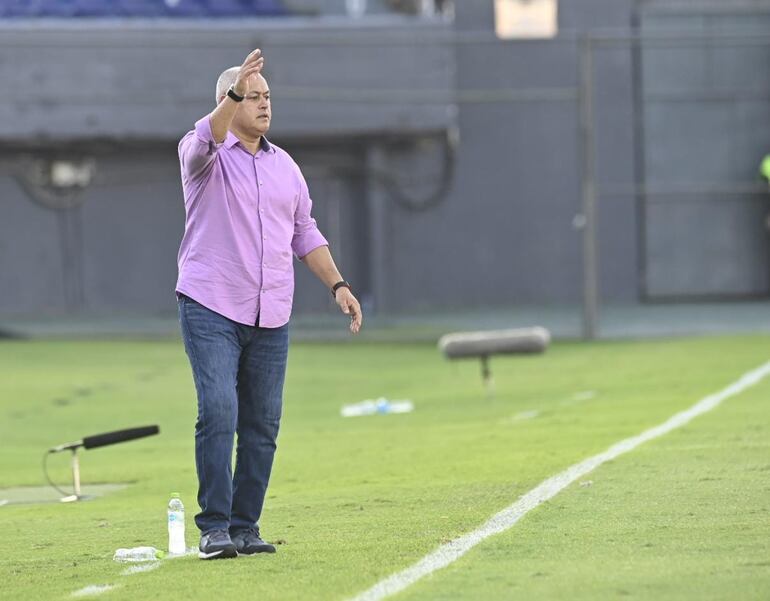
[227,86,245,103]
[331,280,352,297]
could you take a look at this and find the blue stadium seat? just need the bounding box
[182,0,243,17]
[32,0,80,17]
[0,0,30,17]
[161,0,210,17]
[244,0,288,17]
[117,0,168,17]
[0,0,288,17]
[0,0,73,17]
[243,0,287,16]
[73,0,115,17]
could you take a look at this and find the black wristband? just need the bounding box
[227,86,245,103]
[331,280,351,297]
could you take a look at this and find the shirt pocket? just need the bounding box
[263,177,298,220]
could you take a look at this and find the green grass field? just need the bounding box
[1,335,769,600]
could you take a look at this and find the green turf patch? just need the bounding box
[0,484,129,505]
[0,336,768,600]
[395,361,770,601]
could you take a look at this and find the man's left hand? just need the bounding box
[335,288,362,334]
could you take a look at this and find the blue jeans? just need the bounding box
[177,294,289,535]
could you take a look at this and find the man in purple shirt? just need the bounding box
[176,48,362,560]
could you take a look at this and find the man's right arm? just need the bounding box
[177,121,221,181]
[178,49,264,179]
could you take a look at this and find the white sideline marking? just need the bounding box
[513,410,539,420]
[71,584,116,597]
[570,390,597,403]
[499,410,540,426]
[347,360,770,601]
[121,561,161,575]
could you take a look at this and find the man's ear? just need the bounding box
[217,95,226,105]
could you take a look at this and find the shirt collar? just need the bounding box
[224,131,275,154]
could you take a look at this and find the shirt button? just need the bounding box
[259,181,263,186]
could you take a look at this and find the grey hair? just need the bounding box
[215,66,240,101]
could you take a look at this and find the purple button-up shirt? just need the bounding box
[176,116,328,327]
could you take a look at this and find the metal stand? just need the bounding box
[480,355,495,398]
[60,448,91,503]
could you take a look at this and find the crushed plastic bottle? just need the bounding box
[168,493,186,556]
[341,397,414,417]
[113,546,165,562]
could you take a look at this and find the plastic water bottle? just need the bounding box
[340,397,414,417]
[167,493,186,555]
[113,546,164,562]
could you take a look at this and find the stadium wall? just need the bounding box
[0,0,768,319]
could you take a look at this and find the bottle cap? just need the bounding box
[171,492,180,498]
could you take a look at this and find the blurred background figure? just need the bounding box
[1,0,769,340]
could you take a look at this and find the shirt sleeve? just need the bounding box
[178,115,222,181]
[291,167,329,259]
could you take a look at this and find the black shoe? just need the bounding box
[198,529,237,560]
[230,526,276,555]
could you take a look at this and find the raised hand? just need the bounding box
[232,49,265,97]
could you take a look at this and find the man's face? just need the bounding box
[232,73,271,137]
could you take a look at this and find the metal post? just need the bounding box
[578,35,599,340]
[366,145,390,315]
[630,3,649,300]
[60,448,82,503]
[72,450,81,497]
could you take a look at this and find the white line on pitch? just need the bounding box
[347,360,770,601]
[121,561,161,575]
[71,584,116,597]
